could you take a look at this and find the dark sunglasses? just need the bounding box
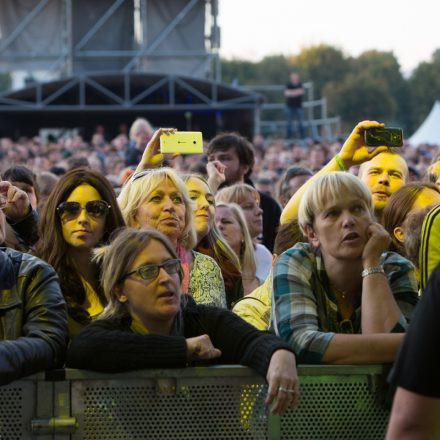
[121,259,181,283]
[57,200,111,220]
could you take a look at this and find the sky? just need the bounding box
[218,0,439,75]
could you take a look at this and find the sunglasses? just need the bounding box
[57,201,111,221]
[122,259,181,283]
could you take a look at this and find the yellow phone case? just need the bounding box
[160,132,203,154]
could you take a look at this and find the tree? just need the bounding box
[409,50,440,132]
[351,50,411,132]
[289,44,350,98]
[324,71,397,130]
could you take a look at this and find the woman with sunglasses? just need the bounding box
[35,169,125,336]
[67,228,299,416]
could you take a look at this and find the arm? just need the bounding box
[284,87,304,98]
[273,246,405,364]
[0,181,39,246]
[361,223,402,333]
[280,120,389,224]
[67,319,189,372]
[321,333,403,364]
[0,256,68,385]
[134,128,176,174]
[387,388,440,440]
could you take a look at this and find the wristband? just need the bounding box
[335,154,348,172]
[361,266,385,278]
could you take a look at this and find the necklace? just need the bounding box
[331,284,347,300]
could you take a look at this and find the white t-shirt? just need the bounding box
[254,243,272,283]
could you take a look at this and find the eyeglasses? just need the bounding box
[122,259,181,283]
[57,201,111,221]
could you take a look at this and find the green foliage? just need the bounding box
[324,72,396,131]
[409,55,440,131]
[220,44,440,133]
[289,44,350,97]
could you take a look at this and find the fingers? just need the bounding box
[0,181,12,196]
[266,381,300,416]
[189,334,222,360]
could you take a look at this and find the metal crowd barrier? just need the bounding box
[0,365,391,439]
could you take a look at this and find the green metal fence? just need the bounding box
[0,365,391,439]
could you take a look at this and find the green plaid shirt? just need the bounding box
[272,243,418,364]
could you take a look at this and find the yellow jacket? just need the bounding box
[232,271,272,331]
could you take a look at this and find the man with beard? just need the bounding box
[207,133,281,252]
[358,151,408,222]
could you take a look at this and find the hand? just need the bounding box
[137,128,177,170]
[339,120,389,168]
[265,349,299,416]
[206,160,226,193]
[186,334,222,361]
[362,222,390,268]
[0,181,31,222]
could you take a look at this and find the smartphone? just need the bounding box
[364,127,403,148]
[160,131,203,154]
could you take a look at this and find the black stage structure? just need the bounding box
[0,72,260,139]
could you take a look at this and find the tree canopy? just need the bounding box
[221,45,440,135]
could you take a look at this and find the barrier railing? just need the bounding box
[0,365,391,439]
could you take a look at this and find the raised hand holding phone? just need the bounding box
[135,128,177,173]
[160,131,203,154]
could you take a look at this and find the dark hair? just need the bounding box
[3,165,40,203]
[276,166,313,201]
[382,182,440,253]
[273,219,305,256]
[207,133,255,179]
[35,168,126,324]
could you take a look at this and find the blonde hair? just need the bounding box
[117,167,197,250]
[129,118,153,140]
[216,202,256,280]
[181,174,241,270]
[98,227,182,320]
[215,183,259,206]
[298,172,373,234]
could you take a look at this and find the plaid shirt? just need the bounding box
[272,243,419,364]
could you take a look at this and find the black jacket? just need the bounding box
[67,297,292,377]
[0,248,68,384]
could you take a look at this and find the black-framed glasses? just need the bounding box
[122,259,181,283]
[57,201,111,221]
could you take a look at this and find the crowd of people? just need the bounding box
[1,116,440,435]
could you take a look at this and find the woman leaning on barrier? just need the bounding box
[272,172,419,364]
[66,227,299,415]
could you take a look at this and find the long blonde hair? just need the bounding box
[216,202,256,281]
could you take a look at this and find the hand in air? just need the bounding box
[339,120,389,169]
[0,181,31,222]
[137,128,177,170]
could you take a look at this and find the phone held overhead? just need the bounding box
[364,127,403,148]
[160,131,203,154]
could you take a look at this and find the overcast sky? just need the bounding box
[218,0,438,75]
